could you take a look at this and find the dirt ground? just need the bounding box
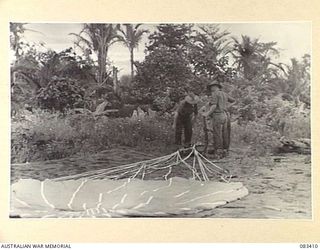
[11,146,311,219]
[195,150,311,219]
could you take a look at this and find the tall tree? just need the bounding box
[133,24,195,110]
[10,23,42,59]
[147,24,193,53]
[285,54,311,106]
[188,24,233,80]
[70,24,120,84]
[117,24,148,78]
[231,35,280,80]
[10,23,28,58]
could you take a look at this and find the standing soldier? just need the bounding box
[203,81,235,158]
[173,87,199,148]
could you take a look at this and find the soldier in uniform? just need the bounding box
[173,87,199,148]
[203,81,235,157]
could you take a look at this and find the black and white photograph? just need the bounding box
[10,22,311,219]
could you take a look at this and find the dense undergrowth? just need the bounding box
[11,98,310,163]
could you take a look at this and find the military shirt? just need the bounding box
[209,91,235,113]
[177,100,198,119]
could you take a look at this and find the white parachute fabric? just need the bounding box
[11,177,248,218]
[10,147,249,218]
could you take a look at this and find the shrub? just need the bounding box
[98,116,174,147]
[11,109,175,163]
[231,121,281,156]
[282,111,311,139]
[36,77,86,112]
[11,109,78,162]
[263,96,311,138]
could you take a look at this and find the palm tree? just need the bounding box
[285,55,311,106]
[231,35,262,79]
[117,24,148,78]
[70,24,120,84]
[231,35,283,80]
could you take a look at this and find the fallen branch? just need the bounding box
[276,137,311,155]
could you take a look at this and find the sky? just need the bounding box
[21,22,311,76]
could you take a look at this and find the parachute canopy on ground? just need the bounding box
[11,147,249,218]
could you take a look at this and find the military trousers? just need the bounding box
[211,111,231,152]
[175,116,193,147]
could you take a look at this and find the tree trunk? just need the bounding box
[203,116,209,155]
[243,63,251,80]
[130,47,134,79]
[97,52,102,84]
[98,47,107,84]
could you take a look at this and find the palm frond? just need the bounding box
[69,32,94,50]
[134,23,143,31]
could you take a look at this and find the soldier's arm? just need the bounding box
[173,100,185,127]
[205,104,216,117]
[203,96,218,117]
[194,104,198,116]
[191,104,198,123]
[227,94,236,103]
[226,94,238,111]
